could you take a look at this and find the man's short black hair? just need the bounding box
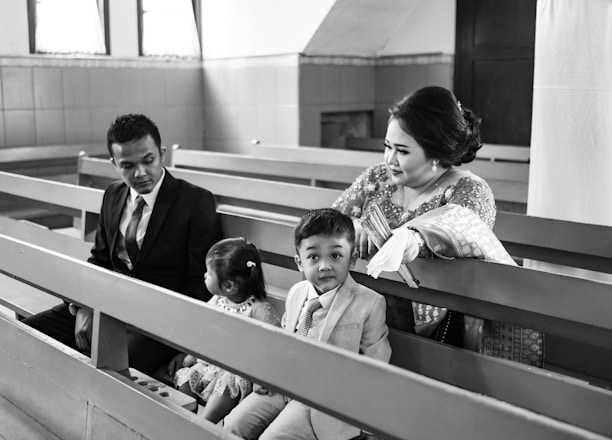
[106,114,162,157]
[294,208,355,251]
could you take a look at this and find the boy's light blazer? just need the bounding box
[283,274,391,439]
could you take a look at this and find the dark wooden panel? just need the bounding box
[455,0,536,146]
[474,0,536,48]
[473,59,535,144]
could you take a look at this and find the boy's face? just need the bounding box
[294,233,357,294]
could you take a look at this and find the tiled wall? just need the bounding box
[0,54,453,154]
[374,55,454,136]
[0,58,204,150]
[298,54,454,148]
[201,54,453,154]
[202,55,300,154]
[299,58,376,147]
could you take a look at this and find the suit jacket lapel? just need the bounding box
[135,170,177,266]
[285,286,309,333]
[318,275,357,343]
[109,184,130,257]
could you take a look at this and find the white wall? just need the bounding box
[0,1,30,55]
[200,0,335,59]
[380,0,455,56]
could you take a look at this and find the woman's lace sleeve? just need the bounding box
[447,176,497,229]
[332,164,382,219]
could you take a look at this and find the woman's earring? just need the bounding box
[432,160,438,172]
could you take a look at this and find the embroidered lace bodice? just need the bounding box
[332,162,497,230]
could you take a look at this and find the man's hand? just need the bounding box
[74,308,93,353]
[167,352,188,377]
[182,354,197,368]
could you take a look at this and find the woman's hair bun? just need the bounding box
[454,107,483,165]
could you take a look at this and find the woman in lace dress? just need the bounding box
[174,238,281,422]
[332,86,543,366]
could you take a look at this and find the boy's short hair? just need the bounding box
[294,208,355,251]
[106,113,162,157]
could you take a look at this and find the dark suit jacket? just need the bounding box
[88,169,222,301]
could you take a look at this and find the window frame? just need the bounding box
[27,0,110,56]
[137,0,202,59]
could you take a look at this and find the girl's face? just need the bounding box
[204,264,225,297]
[383,118,435,189]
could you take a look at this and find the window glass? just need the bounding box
[141,0,201,58]
[34,0,106,55]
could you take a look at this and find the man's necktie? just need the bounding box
[297,297,323,336]
[125,196,146,264]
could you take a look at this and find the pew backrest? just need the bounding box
[73,160,612,274]
[169,147,363,188]
[0,143,107,180]
[253,142,529,211]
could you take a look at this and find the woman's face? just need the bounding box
[384,118,434,188]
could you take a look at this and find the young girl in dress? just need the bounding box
[174,237,281,422]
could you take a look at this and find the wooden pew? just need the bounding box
[2,215,612,439]
[0,143,107,179]
[1,172,612,437]
[74,158,612,275]
[252,141,530,212]
[0,143,107,229]
[168,145,363,189]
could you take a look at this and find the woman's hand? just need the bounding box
[366,227,422,278]
[167,352,187,377]
[354,219,376,260]
[400,229,421,264]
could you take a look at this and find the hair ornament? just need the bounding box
[246,261,256,268]
[457,100,463,113]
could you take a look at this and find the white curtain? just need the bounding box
[142,0,201,58]
[528,0,612,226]
[527,0,612,280]
[36,0,105,54]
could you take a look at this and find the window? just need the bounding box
[138,0,201,58]
[28,0,107,55]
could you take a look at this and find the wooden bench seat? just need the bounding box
[0,273,63,319]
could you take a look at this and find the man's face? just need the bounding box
[111,134,166,194]
[294,233,356,294]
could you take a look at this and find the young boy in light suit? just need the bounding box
[224,208,391,440]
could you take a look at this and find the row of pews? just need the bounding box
[0,143,611,439]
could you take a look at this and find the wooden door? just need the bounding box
[454,0,536,146]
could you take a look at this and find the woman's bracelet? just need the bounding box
[410,229,425,250]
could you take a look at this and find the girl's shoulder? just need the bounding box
[250,297,282,326]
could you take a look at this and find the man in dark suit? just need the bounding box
[23,114,222,375]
